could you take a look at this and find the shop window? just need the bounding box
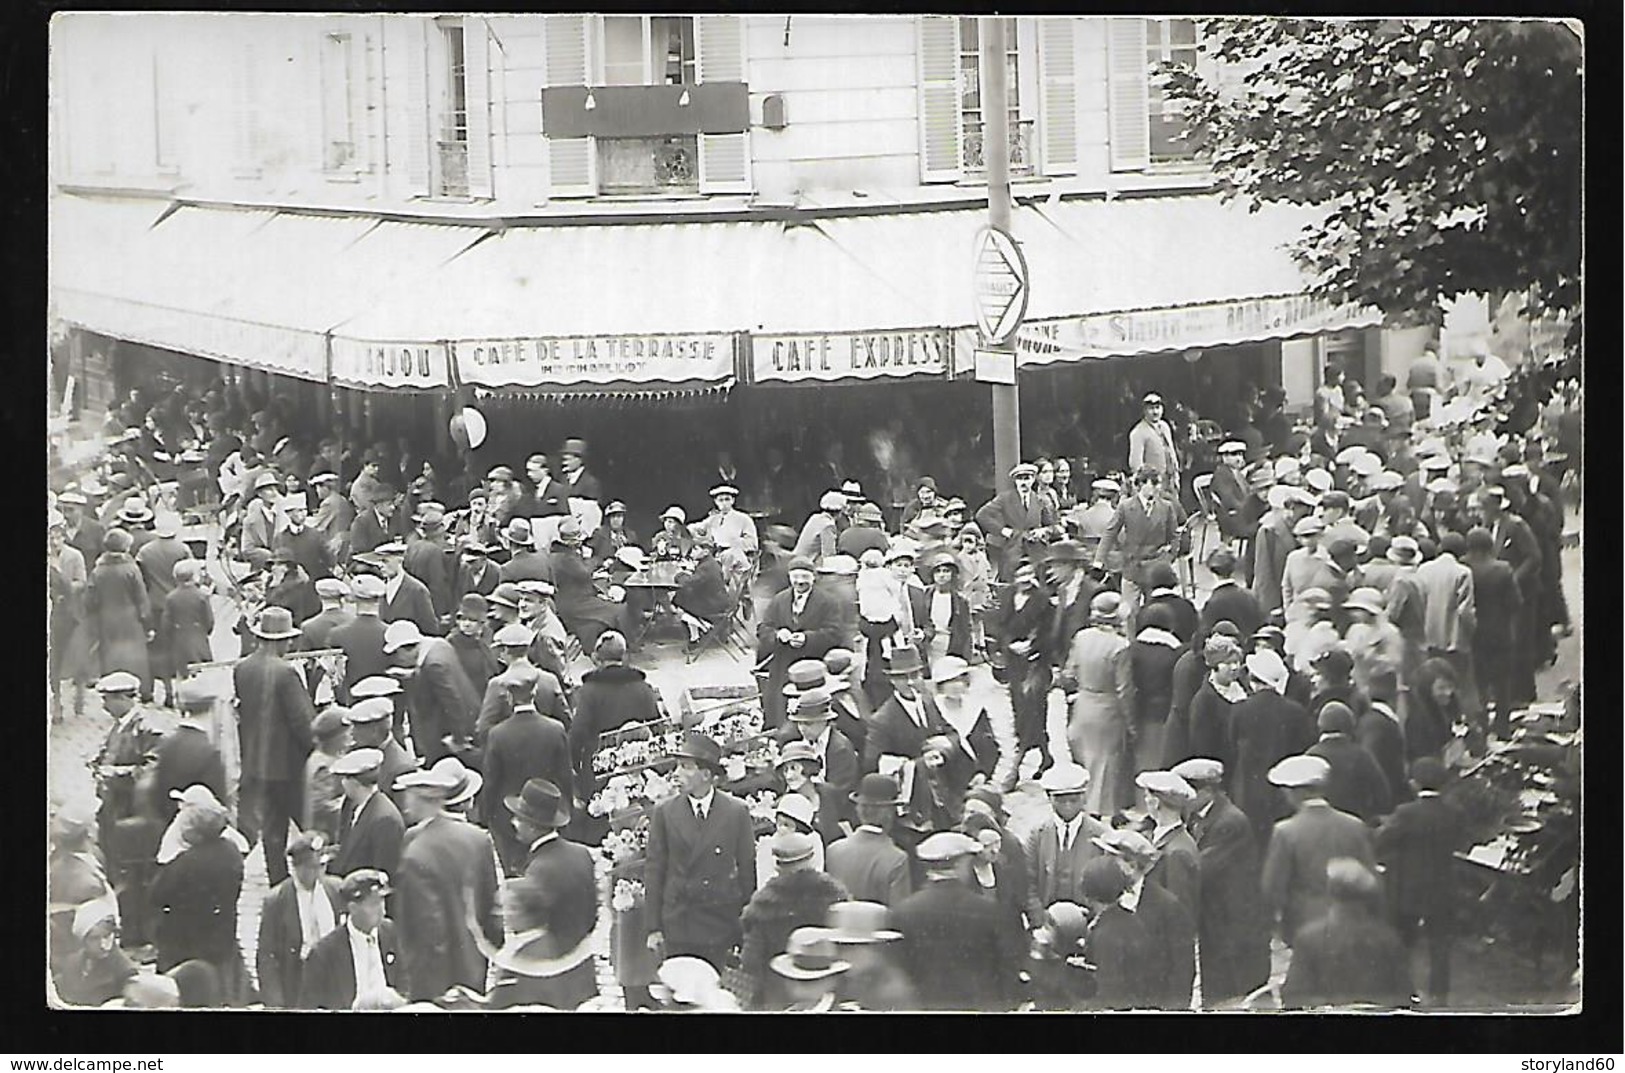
[435,19,469,197]
[598,135,698,195]
[602,16,697,87]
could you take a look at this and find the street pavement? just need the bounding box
[48,487,1583,1010]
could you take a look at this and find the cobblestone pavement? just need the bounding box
[49,495,1583,1010]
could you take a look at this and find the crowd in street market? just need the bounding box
[46,342,1581,1011]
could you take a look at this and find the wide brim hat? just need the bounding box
[770,938,850,981]
[1045,540,1088,564]
[823,901,902,945]
[775,742,824,772]
[882,645,924,676]
[1009,462,1039,479]
[251,472,282,493]
[505,519,535,546]
[557,519,585,543]
[250,606,301,640]
[118,500,155,523]
[670,731,725,772]
[925,550,960,574]
[929,656,971,686]
[505,777,572,828]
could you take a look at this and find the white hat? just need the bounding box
[1219,440,1248,455]
[661,506,687,523]
[1368,471,1404,491]
[1346,587,1387,615]
[153,513,182,538]
[1268,754,1333,789]
[929,656,971,686]
[775,793,817,829]
[72,894,120,939]
[820,554,860,577]
[1039,763,1090,795]
[1387,535,1422,563]
[394,763,463,794]
[820,490,848,512]
[1245,649,1290,691]
[1419,454,1453,472]
[1349,453,1383,477]
[330,747,385,776]
[1273,457,1302,480]
[1426,477,1459,495]
[1134,770,1197,804]
[1170,757,1225,785]
[1334,446,1366,466]
[382,620,425,653]
[169,784,227,813]
[350,675,404,698]
[655,957,725,1006]
[915,831,980,862]
[493,622,538,648]
[614,545,648,571]
[884,538,920,564]
[341,701,394,727]
[1303,468,1334,493]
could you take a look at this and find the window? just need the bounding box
[598,135,698,195]
[957,17,1030,175]
[436,19,469,196]
[602,16,696,86]
[320,33,357,172]
[1145,18,1199,163]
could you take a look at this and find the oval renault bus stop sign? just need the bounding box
[971,225,1030,347]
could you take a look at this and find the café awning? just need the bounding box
[50,195,489,387]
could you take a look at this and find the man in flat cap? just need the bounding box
[1098,466,1185,617]
[234,606,317,886]
[391,763,504,1001]
[331,574,390,703]
[757,556,845,730]
[645,732,758,972]
[1023,763,1109,930]
[975,462,1061,582]
[1128,392,1181,494]
[300,869,411,1010]
[1135,770,1201,920]
[298,577,356,654]
[1091,826,1196,1010]
[701,483,760,587]
[793,491,846,566]
[892,830,1025,1010]
[328,746,405,878]
[255,831,343,1008]
[403,501,456,625]
[301,706,352,841]
[364,542,438,638]
[1261,755,1376,945]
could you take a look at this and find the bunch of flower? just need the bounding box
[591,732,674,776]
[743,789,779,825]
[704,704,766,747]
[603,824,650,864]
[736,735,781,772]
[611,878,646,912]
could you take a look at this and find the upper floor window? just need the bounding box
[957,17,1031,176]
[320,32,358,173]
[1145,19,1199,163]
[602,16,696,87]
[435,18,470,196]
[153,58,179,173]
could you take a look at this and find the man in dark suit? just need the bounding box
[403,504,456,626]
[481,669,573,876]
[1044,540,1101,660]
[1094,827,1197,1010]
[300,869,412,1010]
[892,831,1025,1010]
[993,560,1058,780]
[975,461,1061,582]
[1261,755,1376,944]
[644,733,757,971]
[1375,757,1467,1005]
[1097,467,1185,616]
[346,487,398,566]
[255,832,343,1008]
[825,775,913,907]
[1210,441,1260,573]
[517,454,573,519]
[369,544,440,637]
[498,520,557,585]
[1281,858,1412,1009]
[149,683,229,824]
[1022,764,1109,929]
[296,578,356,653]
[233,606,317,886]
[328,747,406,879]
[1171,758,1270,1007]
[558,438,604,504]
[1306,702,1393,823]
[1230,649,1319,848]
[490,778,600,1010]
[384,620,480,764]
[331,574,390,704]
[1463,526,1523,736]
[756,557,846,730]
[391,765,504,1001]
[861,646,951,774]
[1198,547,1264,640]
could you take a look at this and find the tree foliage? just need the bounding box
[1164,19,1583,335]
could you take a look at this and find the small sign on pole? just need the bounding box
[973,348,1017,385]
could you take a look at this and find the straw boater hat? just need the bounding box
[824,901,903,944]
[709,485,739,499]
[770,927,850,982]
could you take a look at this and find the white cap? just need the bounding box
[1268,754,1333,789]
[382,620,425,653]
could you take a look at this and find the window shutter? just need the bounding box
[403,19,431,196]
[359,30,378,173]
[1106,18,1150,172]
[697,16,750,193]
[916,15,962,183]
[465,18,494,199]
[231,43,263,177]
[696,15,743,83]
[542,14,595,198]
[1038,18,1078,176]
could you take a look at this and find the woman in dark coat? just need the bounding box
[565,633,664,846]
[548,528,626,650]
[88,528,153,695]
[158,560,214,679]
[147,806,247,1000]
[674,541,733,622]
[1129,603,1185,776]
[739,850,849,1010]
[1406,658,1462,763]
[1170,636,1247,770]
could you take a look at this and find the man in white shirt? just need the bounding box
[300,868,410,1010]
[1021,764,1109,929]
[255,831,342,1008]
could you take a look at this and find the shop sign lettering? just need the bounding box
[751,330,949,383]
[329,338,452,388]
[454,334,734,387]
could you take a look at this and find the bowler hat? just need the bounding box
[670,731,725,772]
[505,777,571,828]
[458,593,490,620]
[339,869,393,903]
[1045,540,1087,564]
[561,438,588,457]
[850,773,905,806]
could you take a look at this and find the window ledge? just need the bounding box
[595,192,706,202]
[323,172,365,185]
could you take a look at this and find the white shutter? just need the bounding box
[403,19,431,195]
[542,14,595,198]
[697,16,750,193]
[916,15,962,183]
[1106,18,1150,172]
[1038,18,1078,176]
[231,43,262,177]
[359,29,379,173]
[465,18,494,199]
[696,15,743,83]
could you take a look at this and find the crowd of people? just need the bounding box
[46,347,1578,1011]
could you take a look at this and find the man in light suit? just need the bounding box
[1127,393,1181,493]
[1021,764,1109,931]
[825,775,913,907]
[975,462,1061,582]
[1414,531,1481,727]
[1097,467,1185,616]
[1260,755,1376,945]
[255,832,343,1009]
[383,620,480,764]
[644,733,758,971]
[391,765,504,1002]
[328,747,406,879]
[300,869,411,1010]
